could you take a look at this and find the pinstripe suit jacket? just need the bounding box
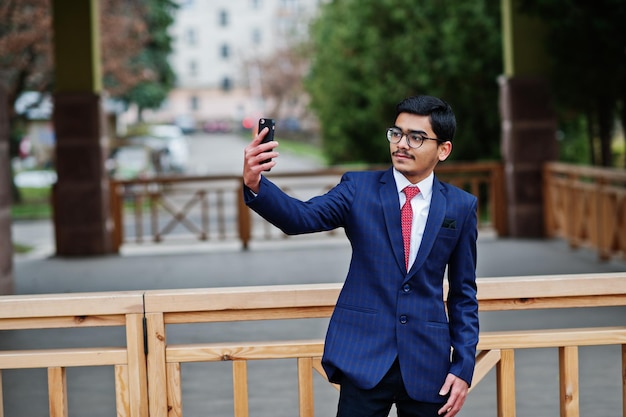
[244,167,479,403]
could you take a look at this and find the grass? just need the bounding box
[11,187,53,220]
[273,135,329,166]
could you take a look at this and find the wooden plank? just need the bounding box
[166,362,183,417]
[48,367,68,417]
[166,340,325,363]
[233,360,249,417]
[496,349,515,417]
[0,347,127,369]
[145,312,169,417]
[559,346,579,417]
[0,292,144,319]
[163,306,336,324]
[479,294,626,311]
[478,327,626,350]
[115,364,130,417]
[298,358,314,417]
[470,349,501,392]
[476,273,626,300]
[311,357,340,391]
[142,274,626,317]
[0,314,126,330]
[144,284,341,314]
[126,313,149,417]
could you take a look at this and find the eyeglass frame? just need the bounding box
[386,127,447,149]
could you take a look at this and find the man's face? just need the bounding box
[389,112,452,184]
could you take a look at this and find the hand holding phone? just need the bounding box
[258,118,275,171]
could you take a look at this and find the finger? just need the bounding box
[253,126,269,144]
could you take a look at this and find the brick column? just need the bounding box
[0,89,15,294]
[53,93,113,255]
[51,0,114,255]
[499,75,558,237]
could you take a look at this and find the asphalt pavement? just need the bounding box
[6,132,626,417]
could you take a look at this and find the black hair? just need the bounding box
[395,95,456,140]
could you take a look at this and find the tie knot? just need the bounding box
[403,186,420,200]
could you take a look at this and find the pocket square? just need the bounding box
[442,218,457,229]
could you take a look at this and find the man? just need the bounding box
[242,95,479,417]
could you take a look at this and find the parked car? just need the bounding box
[124,125,190,174]
[174,115,196,135]
[107,146,155,179]
[203,119,232,133]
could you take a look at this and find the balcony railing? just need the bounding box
[109,162,506,251]
[1,273,625,417]
[544,162,626,261]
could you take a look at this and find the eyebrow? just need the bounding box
[393,125,428,135]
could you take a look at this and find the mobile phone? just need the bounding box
[258,118,275,170]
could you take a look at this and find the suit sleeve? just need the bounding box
[244,174,354,235]
[446,196,479,385]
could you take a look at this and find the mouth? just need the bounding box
[392,150,414,160]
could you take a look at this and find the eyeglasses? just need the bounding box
[386,127,446,149]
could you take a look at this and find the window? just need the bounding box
[250,0,262,9]
[186,28,197,46]
[189,60,198,77]
[190,95,199,111]
[219,10,229,26]
[252,28,262,45]
[221,77,232,92]
[220,44,230,59]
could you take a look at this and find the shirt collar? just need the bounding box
[393,168,434,200]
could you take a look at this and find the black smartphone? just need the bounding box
[258,118,275,170]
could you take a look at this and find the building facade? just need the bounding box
[124,0,323,131]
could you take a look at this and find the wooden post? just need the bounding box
[496,349,516,417]
[559,346,580,417]
[298,357,315,417]
[48,367,69,417]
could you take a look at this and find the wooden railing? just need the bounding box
[109,162,506,251]
[1,273,625,417]
[544,162,626,261]
[0,291,148,417]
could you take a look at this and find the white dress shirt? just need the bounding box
[393,169,434,270]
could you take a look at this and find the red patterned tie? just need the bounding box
[402,186,420,271]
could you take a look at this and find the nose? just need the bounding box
[397,134,411,149]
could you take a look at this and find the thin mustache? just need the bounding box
[393,150,413,158]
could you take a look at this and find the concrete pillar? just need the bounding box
[52,0,113,255]
[0,89,15,294]
[499,0,558,237]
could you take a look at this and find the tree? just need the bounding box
[0,0,161,202]
[246,44,313,123]
[0,0,151,124]
[121,0,177,121]
[305,0,502,164]
[519,0,626,167]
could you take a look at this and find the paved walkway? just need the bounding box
[5,132,626,417]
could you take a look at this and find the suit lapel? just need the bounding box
[408,177,446,275]
[380,169,405,271]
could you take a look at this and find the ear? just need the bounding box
[438,141,452,161]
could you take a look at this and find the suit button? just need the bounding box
[403,284,411,293]
[399,315,407,324]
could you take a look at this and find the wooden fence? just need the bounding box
[1,273,625,417]
[109,162,506,251]
[0,291,148,417]
[544,162,626,261]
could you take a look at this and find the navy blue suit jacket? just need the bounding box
[245,168,479,403]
